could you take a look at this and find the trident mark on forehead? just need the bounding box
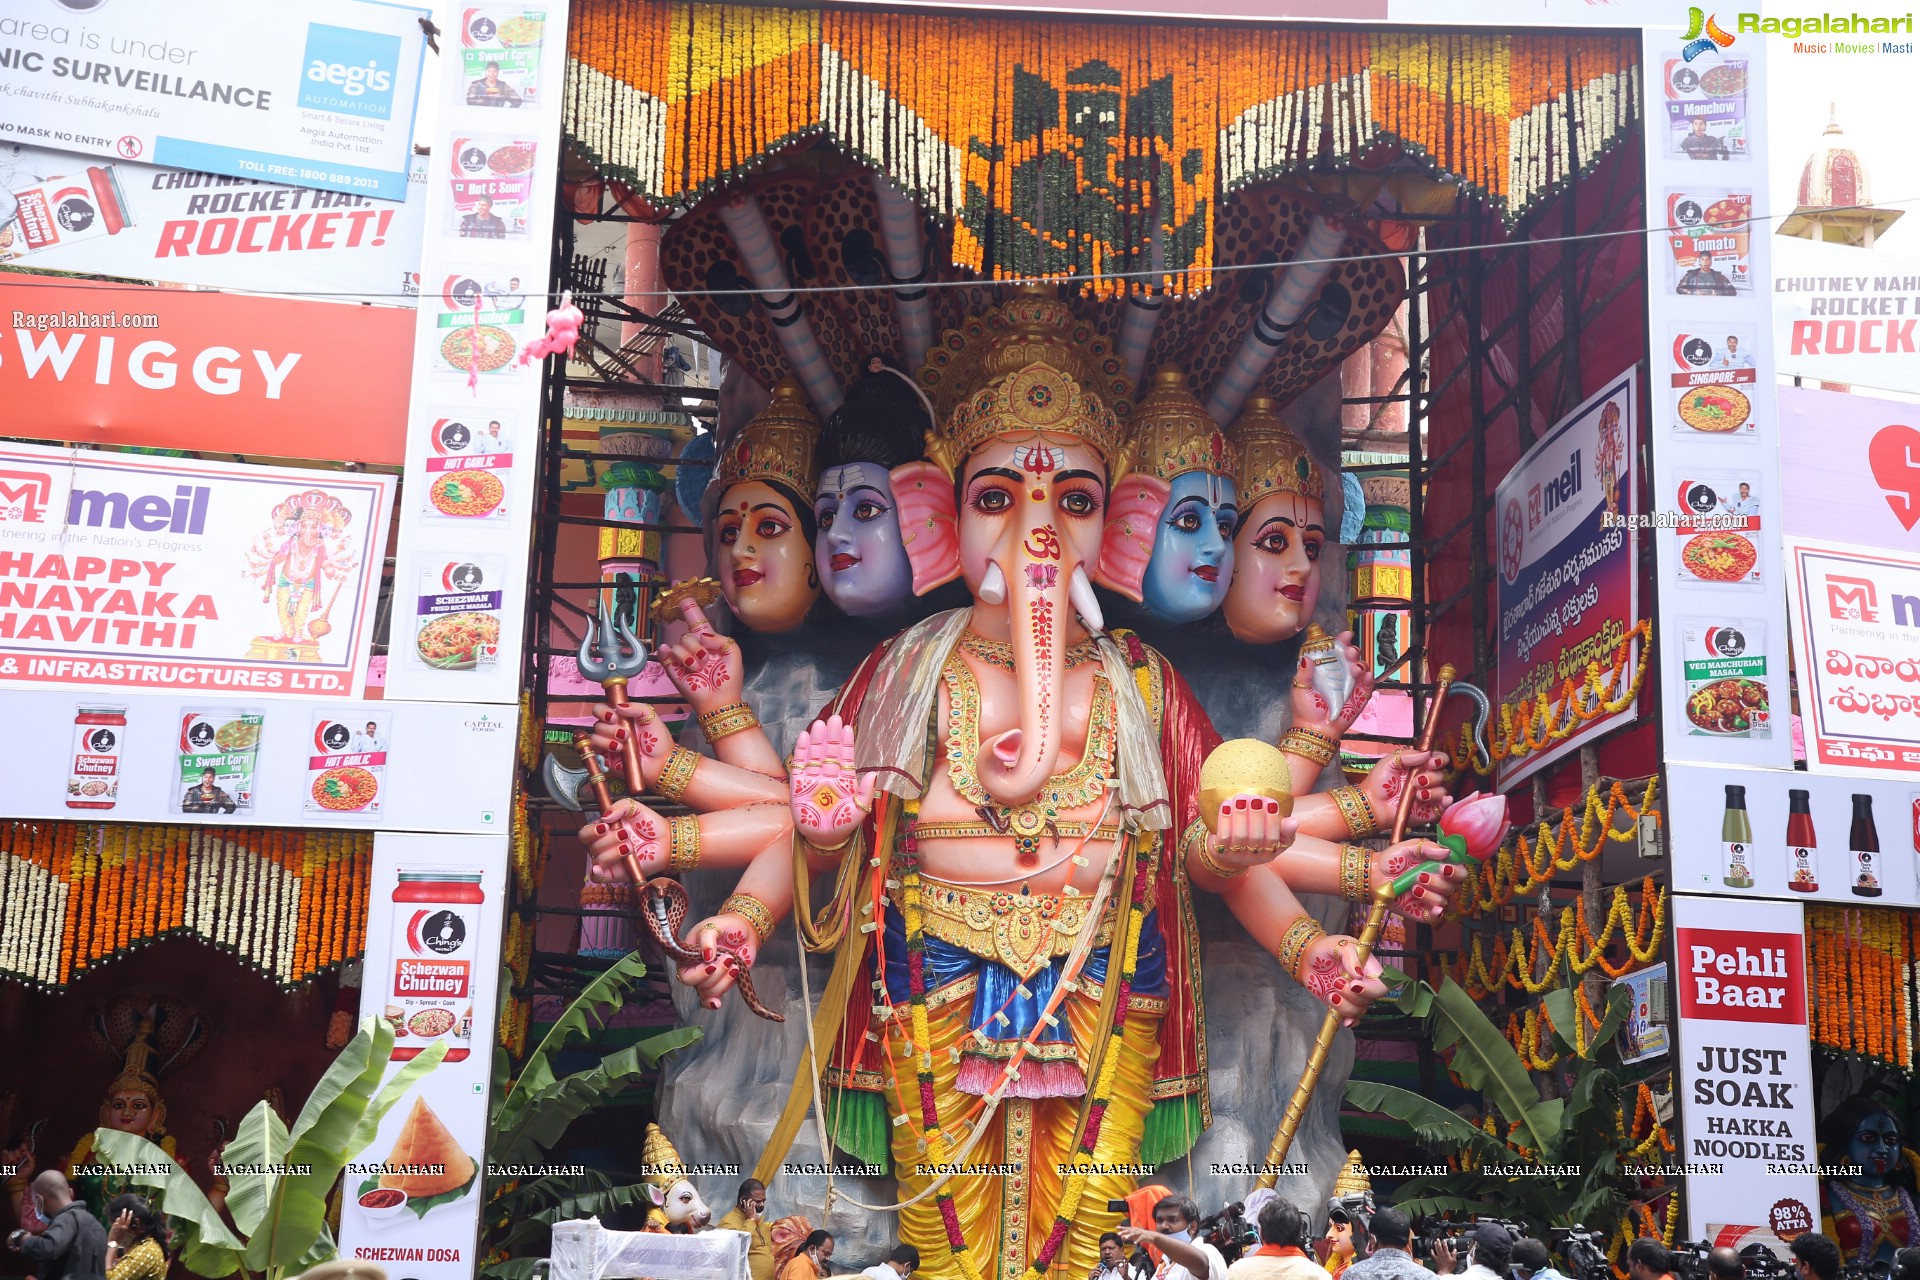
[1013,444,1066,476]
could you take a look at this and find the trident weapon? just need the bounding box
[577,598,652,792]
[1257,666,1492,1187]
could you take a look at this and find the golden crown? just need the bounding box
[641,1123,690,1189]
[1129,366,1237,484]
[712,376,820,497]
[917,285,1132,477]
[1231,393,1324,506]
[1333,1149,1372,1199]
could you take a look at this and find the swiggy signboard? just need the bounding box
[0,277,412,463]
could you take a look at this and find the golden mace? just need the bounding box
[1256,663,1456,1189]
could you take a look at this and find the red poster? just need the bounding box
[0,276,412,464]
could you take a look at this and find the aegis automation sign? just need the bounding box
[0,440,393,695]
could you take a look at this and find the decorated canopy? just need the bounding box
[566,2,1641,290]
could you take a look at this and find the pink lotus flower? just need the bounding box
[1438,791,1510,863]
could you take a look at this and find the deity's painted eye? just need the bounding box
[816,504,837,530]
[852,499,888,522]
[971,487,1013,515]
[1060,489,1099,517]
[1303,537,1323,562]
[1169,504,1203,533]
[756,516,791,539]
[719,522,741,545]
[1256,529,1290,555]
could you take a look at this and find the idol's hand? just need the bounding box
[588,700,676,786]
[659,601,744,711]
[1295,933,1387,1027]
[790,716,876,850]
[1359,750,1451,829]
[679,914,759,1010]
[1372,838,1463,922]
[1207,796,1297,871]
[582,798,672,881]
[1289,630,1374,737]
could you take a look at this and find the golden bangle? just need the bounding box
[668,815,701,872]
[1339,842,1373,902]
[656,746,701,803]
[698,700,759,740]
[721,893,775,945]
[1277,916,1327,976]
[1329,785,1380,839]
[1280,727,1338,768]
[1194,838,1246,880]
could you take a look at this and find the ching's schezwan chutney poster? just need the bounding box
[0,441,393,696]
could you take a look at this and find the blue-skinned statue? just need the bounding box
[1821,1097,1919,1267]
[812,360,930,619]
[1129,366,1241,624]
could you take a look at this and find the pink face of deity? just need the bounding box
[1222,490,1324,643]
[296,509,325,548]
[956,435,1107,616]
[104,1089,156,1135]
[715,480,819,632]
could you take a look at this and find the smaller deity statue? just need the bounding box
[640,1124,712,1233]
[1821,1098,1920,1268]
[1129,366,1240,625]
[1222,395,1327,645]
[1324,1150,1373,1278]
[812,360,930,619]
[709,378,822,633]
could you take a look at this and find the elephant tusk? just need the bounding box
[1069,565,1104,633]
[978,560,1008,605]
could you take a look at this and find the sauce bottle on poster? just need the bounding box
[1850,794,1882,899]
[1722,784,1754,888]
[385,868,484,1061]
[1786,789,1818,894]
[67,706,127,810]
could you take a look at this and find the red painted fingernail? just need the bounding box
[1329,994,1341,1006]
[705,964,717,975]
[1350,982,1363,993]
[1265,801,1279,814]
[595,823,607,834]
[1419,873,1431,884]
[617,729,629,741]
[1235,798,1248,810]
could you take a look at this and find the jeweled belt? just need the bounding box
[893,875,1115,981]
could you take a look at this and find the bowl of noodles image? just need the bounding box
[1680,532,1758,582]
[429,470,505,517]
[312,767,380,811]
[497,15,543,45]
[440,325,517,374]
[417,612,501,671]
[1677,385,1750,433]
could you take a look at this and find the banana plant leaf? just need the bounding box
[87,1128,246,1257]
[1427,978,1562,1155]
[1342,1082,1511,1164]
[491,1027,702,1167]
[1543,984,1633,1060]
[492,1179,661,1252]
[220,1099,292,1239]
[496,952,652,1130]
[1376,965,1434,1018]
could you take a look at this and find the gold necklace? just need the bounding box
[940,651,1116,865]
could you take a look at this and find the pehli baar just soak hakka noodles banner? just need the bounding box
[0,441,393,695]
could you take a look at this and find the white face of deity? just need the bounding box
[715,480,819,632]
[1223,490,1324,643]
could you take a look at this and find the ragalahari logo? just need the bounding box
[1682,8,1737,61]
[1826,574,1878,622]
[0,470,52,524]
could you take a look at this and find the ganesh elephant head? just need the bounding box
[897,288,1169,807]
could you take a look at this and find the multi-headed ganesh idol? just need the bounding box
[581,288,1463,1280]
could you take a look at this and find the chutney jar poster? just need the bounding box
[1783,536,1920,779]
[342,833,507,1280]
[1664,56,1748,160]
[1669,326,1759,437]
[1671,895,1819,1255]
[1494,370,1640,788]
[1667,188,1753,295]
[0,442,393,695]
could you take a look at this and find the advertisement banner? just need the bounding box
[0,688,515,833]
[1773,237,1920,395]
[1493,369,1640,787]
[383,1,569,704]
[1784,537,1920,778]
[1667,326,1759,437]
[1779,386,1920,551]
[1,145,427,305]
[1613,963,1670,1066]
[1666,188,1753,295]
[1662,57,1749,161]
[1667,760,1919,907]
[0,440,393,696]
[347,833,505,1280]
[0,0,428,200]
[1671,895,1820,1257]
[0,277,414,462]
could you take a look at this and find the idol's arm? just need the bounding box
[1207,854,1386,1024]
[1268,832,1462,923]
[588,701,789,806]
[582,800,794,879]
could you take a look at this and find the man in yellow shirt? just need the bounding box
[715,1180,777,1280]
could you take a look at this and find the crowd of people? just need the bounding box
[3,1172,167,1280]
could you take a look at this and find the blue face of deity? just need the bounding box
[1140,470,1238,623]
[814,462,915,617]
[1850,1111,1904,1184]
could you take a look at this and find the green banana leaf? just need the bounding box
[1428,978,1561,1155]
[345,1039,450,1155]
[1376,965,1434,1018]
[1543,984,1633,1060]
[491,1027,702,1166]
[220,1099,292,1239]
[491,1178,660,1252]
[497,951,652,1129]
[87,1128,246,1257]
[1342,1081,1512,1163]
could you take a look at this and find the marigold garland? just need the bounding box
[1808,906,1915,1072]
[0,820,372,990]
